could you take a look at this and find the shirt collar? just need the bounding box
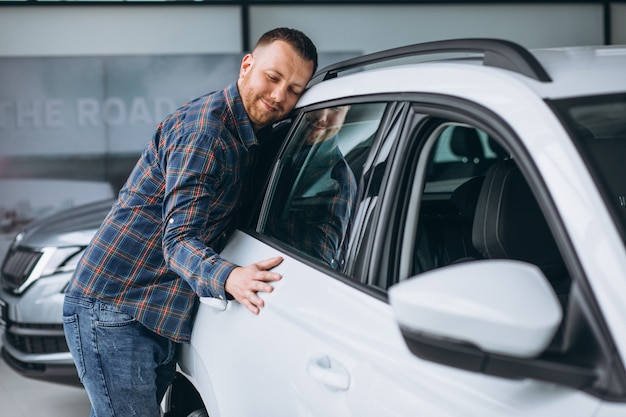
[224,81,257,149]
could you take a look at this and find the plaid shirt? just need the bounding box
[66,82,257,343]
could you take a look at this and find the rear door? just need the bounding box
[370,100,612,415]
[192,100,412,417]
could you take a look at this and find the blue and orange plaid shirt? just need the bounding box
[66,82,257,343]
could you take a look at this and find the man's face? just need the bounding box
[238,40,314,131]
[303,106,350,145]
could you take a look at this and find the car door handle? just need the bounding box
[307,354,350,392]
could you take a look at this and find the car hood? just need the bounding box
[17,198,114,248]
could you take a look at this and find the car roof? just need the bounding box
[298,39,626,108]
[529,45,626,97]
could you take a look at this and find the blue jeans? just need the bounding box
[63,295,178,417]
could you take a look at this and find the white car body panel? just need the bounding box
[182,231,607,417]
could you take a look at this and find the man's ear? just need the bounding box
[239,53,254,78]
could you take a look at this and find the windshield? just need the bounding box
[551,93,626,244]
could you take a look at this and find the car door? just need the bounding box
[189,100,404,417]
[371,101,620,416]
[200,232,417,417]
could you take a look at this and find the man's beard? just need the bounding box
[304,125,340,144]
[243,92,284,129]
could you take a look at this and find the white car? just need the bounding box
[165,38,626,417]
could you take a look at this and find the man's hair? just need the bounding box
[255,27,318,75]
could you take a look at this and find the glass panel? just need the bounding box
[426,124,508,190]
[261,102,386,270]
[551,93,626,244]
[395,120,510,285]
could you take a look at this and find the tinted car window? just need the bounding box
[394,119,572,347]
[259,102,387,270]
[551,93,626,244]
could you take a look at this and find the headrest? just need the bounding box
[450,126,483,162]
[472,159,564,278]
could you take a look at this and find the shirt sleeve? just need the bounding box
[160,131,237,300]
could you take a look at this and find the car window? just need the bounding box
[426,124,507,185]
[551,93,626,245]
[393,121,568,281]
[385,115,624,395]
[380,115,579,344]
[259,102,387,271]
[367,120,508,289]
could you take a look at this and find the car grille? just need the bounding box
[5,323,69,354]
[1,248,43,294]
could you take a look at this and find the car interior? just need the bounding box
[405,122,572,347]
[409,124,504,274]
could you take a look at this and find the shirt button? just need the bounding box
[169,219,174,224]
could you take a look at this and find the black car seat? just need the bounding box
[472,159,570,297]
[414,176,484,274]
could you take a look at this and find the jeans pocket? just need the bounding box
[62,314,86,380]
[96,303,136,328]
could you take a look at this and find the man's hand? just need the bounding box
[225,256,283,314]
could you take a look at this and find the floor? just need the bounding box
[0,340,91,417]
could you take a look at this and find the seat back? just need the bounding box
[472,159,565,279]
[415,176,484,273]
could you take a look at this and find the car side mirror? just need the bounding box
[389,260,596,387]
[390,259,562,358]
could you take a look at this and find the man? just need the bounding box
[266,105,357,268]
[62,28,317,417]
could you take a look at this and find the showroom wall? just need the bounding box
[1,2,623,57]
[0,1,624,243]
[613,3,626,42]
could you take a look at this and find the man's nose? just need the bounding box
[270,84,287,103]
[317,109,329,122]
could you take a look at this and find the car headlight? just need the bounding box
[40,246,85,277]
[2,246,86,295]
[11,231,24,248]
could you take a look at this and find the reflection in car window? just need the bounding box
[260,102,387,270]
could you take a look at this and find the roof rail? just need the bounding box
[308,38,552,87]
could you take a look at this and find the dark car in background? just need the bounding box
[0,199,113,386]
